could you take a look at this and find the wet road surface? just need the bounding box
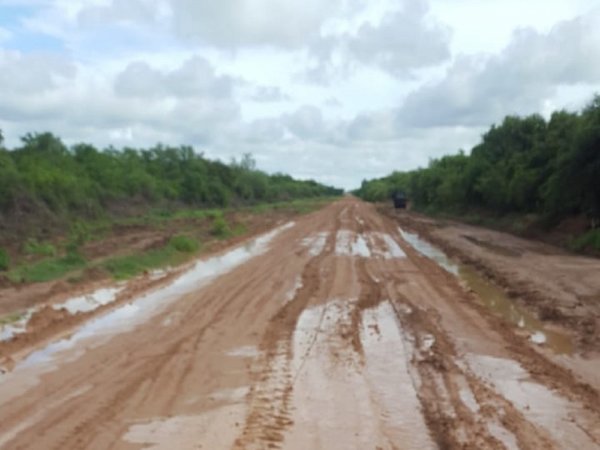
[0,198,599,449]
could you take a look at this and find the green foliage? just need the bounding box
[103,234,202,280]
[169,235,200,253]
[24,239,57,257]
[211,215,231,238]
[569,229,600,252]
[356,95,600,231]
[0,134,343,221]
[0,248,9,271]
[9,253,86,283]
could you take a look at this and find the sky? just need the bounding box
[0,0,599,189]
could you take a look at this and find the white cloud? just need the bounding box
[0,0,599,190]
[398,10,600,127]
[114,56,234,99]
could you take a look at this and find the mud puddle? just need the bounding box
[465,354,600,447]
[399,228,573,354]
[335,230,406,259]
[1,222,295,378]
[360,302,436,449]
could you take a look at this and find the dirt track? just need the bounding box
[0,198,599,449]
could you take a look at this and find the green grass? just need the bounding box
[0,311,24,325]
[169,234,200,252]
[24,239,57,257]
[569,229,600,252]
[102,235,201,280]
[8,252,87,283]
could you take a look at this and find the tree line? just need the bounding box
[356,95,600,226]
[0,132,343,220]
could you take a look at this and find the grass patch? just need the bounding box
[169,235,200,253]
[24,239,57,257]
[8,252,86,283]
[569,229,600,252]
[0,311,24,325]
[103,235,201,280]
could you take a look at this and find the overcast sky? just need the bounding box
[1,0,599,189]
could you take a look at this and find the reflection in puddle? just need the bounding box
[2,222,294,380]
[0,310,34,342]
[301,232,328,256]
[335,230,406,259]
[53,287,125,314]
[465,354,598,448]
[398,228,573,355]
[226,346,261,358]
[399,228,458,274]
[360,303,436,449]
[123,405,245,450]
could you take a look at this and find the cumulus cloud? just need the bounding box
[170,0,346,48]
[0,50,75,96]
[398,11,600,127]
[250,86,290,102]
[114,56,234,99]
[303,1,451,82]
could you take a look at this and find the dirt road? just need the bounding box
[1,198,599,449]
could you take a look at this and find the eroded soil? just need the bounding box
[0,198,599,449]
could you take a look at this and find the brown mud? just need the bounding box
[0,198,598,449]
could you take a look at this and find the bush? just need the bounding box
[570,229,600,252]
[24,239,57,257]
[169,235,200,253]
[211,215,231,238]
[0,248,9,271]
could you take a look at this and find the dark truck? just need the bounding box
[392,192,407,209]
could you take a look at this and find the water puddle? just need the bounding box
[123,405,245,450]
[365,232,406,259]
[399,228,458,274]
[52,287,124,314]
[301,232,328,256]
[398,228,573,355]
[1,222,294,382]
[0,310,34,342]
[284,275,303,303]
[360,302,436,449]
[335,230,406,259]
[226,346,261,358]
[465,354,598,448]
[459,266,573,354]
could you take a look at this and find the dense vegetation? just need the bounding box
[0,131,342,225]
[356,96,600,230]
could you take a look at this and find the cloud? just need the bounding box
[114,56,234,99]
[0,49,75,96]
[398,10,600,127]
[303,1,451,82]
[250,85,290,102]
[168,0,346,48]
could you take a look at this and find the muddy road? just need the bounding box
[1,198,599,449]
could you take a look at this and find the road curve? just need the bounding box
[0,198,598,450]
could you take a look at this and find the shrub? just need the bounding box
[169,235,200,253]
[24,239,57,257]
[0,248,9,271]
[570,229,600,252]
[211,216,231,238]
